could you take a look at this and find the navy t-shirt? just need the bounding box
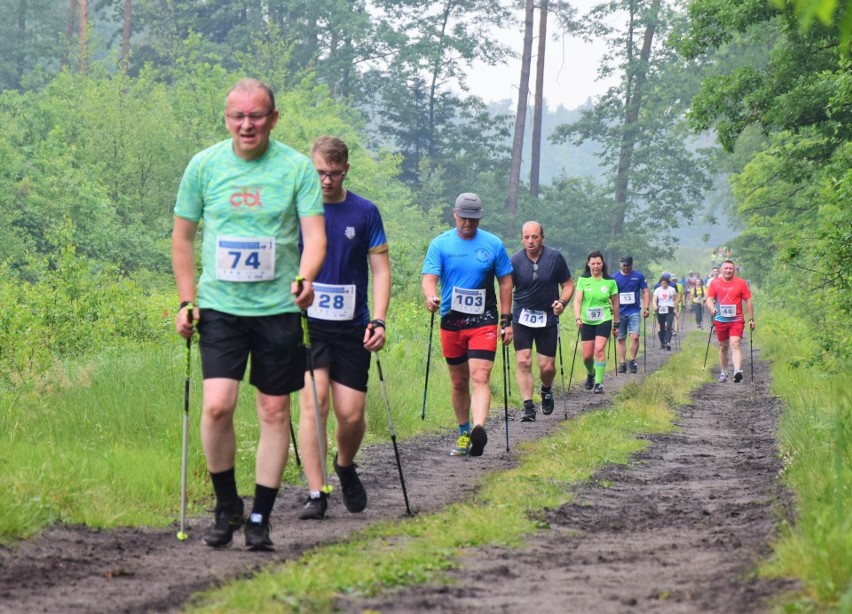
[613,269,648,316]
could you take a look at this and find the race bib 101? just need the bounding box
[518,308,547,328]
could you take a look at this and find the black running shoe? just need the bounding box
[733,370,743,383]
[298,492,328,520]
[244,515,273,551]
[334,455,367,513]
[618,362,627,374]
[593,383,604,394]
[666,344,672,351]
[469,425,487,457]
[583,374,594,390]
[629,360,638,374]
[521,401,536,422]
[540,390,554,415]
[203,503,244,548]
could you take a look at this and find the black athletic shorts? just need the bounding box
[306,322,371,393]
[512,322,558,357]
[197,309,305,396]
[580,319,613,342]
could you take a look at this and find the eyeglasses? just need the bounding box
[532,262,538,281]
[317,171,347,181]
[225,110,275,123]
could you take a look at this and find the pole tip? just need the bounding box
[176,531,188,541]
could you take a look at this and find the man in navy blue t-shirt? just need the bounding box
[612,256,650,373]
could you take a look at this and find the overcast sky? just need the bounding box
[465,0,618,111]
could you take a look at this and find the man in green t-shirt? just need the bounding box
[172,78,326,551]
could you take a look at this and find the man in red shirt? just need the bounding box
[705,260,755,382]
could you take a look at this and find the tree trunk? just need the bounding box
[507,0,535,214]
[16,0,27,83]
[427,0,454,159]
[530,0,548,197]
[609,0,660,257]
[120,0,132,75]
[63,0,78,69]
[78,0,88,73]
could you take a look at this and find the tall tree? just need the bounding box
[120,0,131,74]
[507,0,535,213]
[551,0,710,261]
[529,0,548,197]
[79,0,88,72]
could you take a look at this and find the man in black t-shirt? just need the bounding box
[510,221,574,422]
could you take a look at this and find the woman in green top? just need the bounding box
[573,251,619,394]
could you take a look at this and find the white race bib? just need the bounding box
[216,236,275,282]
[719,304,736,318]
[619,292,636,305]
[451,287,485,315]
[586,307,604,321]
[658,305,669,314]
[308,283,357,321]
[518,308,547,328]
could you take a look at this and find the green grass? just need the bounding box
[187,334,711,612]
[755,308,852,611]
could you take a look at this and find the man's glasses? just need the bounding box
[532,262,538,281]
[317,171,346,181]
[225,110,275,123]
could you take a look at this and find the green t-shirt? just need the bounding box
[576,275,618,324]
[174,139,323,316]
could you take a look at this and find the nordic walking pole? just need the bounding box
[421,310,435,421]
[703,324,715,370]
[177,303,194,542]
[675,311,681,351]
[301,309,332,495]
[557,324,568,420]
[289,419,301,466]
[374,352,412,516]
[567,328,580,390]
[750,325,755,384]
[652,316,657,349]
[643,315,647,373]
[502,336,510,452]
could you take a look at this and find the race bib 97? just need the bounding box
[586,307,604,321]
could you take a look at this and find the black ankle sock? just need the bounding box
[250,484,279,523]
[540,386,551,393]
[210,468,241,510]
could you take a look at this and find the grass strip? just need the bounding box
[189,334,711,613]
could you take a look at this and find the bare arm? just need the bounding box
[422,273,440,312]
[497,273,514,345]
[293,214,326,310]
[172,216,199,338]
[364,250,391,351]
[642,287,651,317]
[573,286,585,328]
[553,277,575,316]
[745,297,755,330]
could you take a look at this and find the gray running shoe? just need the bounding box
[298,492,328,520]
[718,371,729,383]
[469,425,487,457]
[521,401,536,422]
[593,383,604,394]
[540,390,554,415]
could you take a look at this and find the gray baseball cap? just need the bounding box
[454,193,483,219]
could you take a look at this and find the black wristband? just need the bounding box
[370,319,386,330]
[179,300,193,311]
[559,299,568,307]
[500,313,512,324]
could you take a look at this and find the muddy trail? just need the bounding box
[0,324,792,613]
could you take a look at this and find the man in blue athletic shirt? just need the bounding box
[613,256,650,374]
[422,193,513,458]
[297,136,390,520]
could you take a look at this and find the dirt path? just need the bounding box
[0,326,792,613]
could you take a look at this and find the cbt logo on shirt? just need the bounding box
[230,187,264,208]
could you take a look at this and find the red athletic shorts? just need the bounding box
[440,325,498,364]
[714,320,744,342]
